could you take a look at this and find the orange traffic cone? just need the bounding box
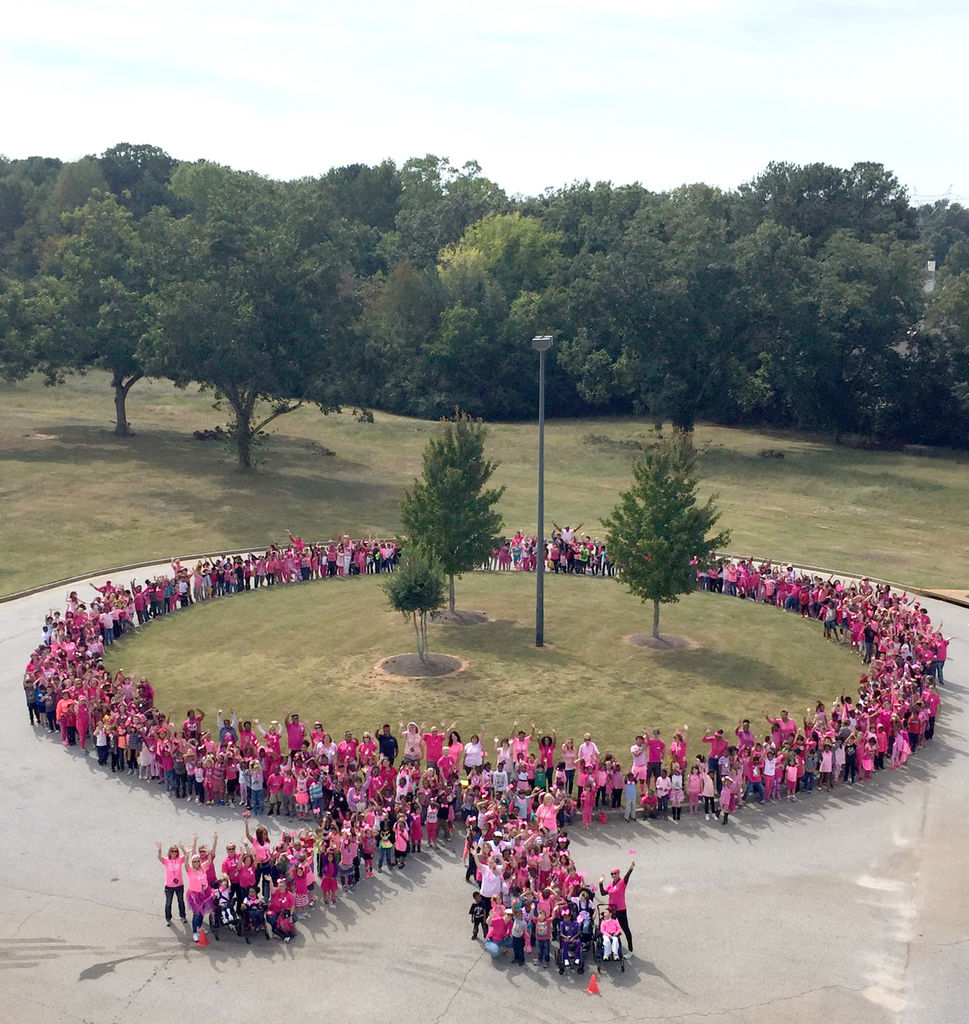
[585,973,600,995]
[197,927,210,948]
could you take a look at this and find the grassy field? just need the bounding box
[2,371,967,596]
[104,572,861,757]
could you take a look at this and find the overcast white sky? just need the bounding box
[3,0,966,202]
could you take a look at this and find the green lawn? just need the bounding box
[105,571,860,758]
[2,371,967,595]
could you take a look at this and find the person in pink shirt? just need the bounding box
[630,735,648,795]
[702,729,728,785]
[598,861,634,952]
[184,835,217,942]
[932,632,950,685]
[734,720,756,752]
[423,723,452,768]
[600,906,623,959]
[765,710,798,745]
[577,733,599,765]
[646,729,666,785]
[669,727,688,770]
[284,714,305,758]
[687,765,704,814]
[156,840,188,924]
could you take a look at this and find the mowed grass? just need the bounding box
[1,371,967,595]
[105,572,861,756]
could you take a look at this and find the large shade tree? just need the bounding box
[143,163,356,469]
[33,190,150,435]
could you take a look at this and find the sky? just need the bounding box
[3,0,967,203]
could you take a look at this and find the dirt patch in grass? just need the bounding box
[626,632,701,652]
[375,653,467,678]
[428,609,490,626]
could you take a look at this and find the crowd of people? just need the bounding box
[21,538,950,956]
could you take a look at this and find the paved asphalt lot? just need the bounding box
[2,568,966,1024]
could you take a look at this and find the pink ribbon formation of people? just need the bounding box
[23,536,947,964]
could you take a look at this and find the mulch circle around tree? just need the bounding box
[625,632,701,652]
[427,609,490,626]
[374,653,467,678]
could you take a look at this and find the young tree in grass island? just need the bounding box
[400,415,504,614]
[383,550,447,666]
[605,437,730,639]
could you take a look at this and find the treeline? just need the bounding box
[2,144,969,468]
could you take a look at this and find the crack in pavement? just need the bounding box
[124,950,180,1007]
[433,947,487,1024]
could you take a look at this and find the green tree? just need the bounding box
[383,550,446,664]
[605,438,730,639]
[813,230,923,442]
[738,161,918,250]
[561,184,743,432]
[400,416,504,613]
[0,277,35,379]
[382,155,507,267]
[34,190,150,435]
[98,143,179,218]
[918,200,969,268]
[925,265,969,422]
[143,164,356,469]
[731,219,818,423]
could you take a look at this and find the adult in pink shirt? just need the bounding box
[598,861,635,952]
[284,714,305,757]
[337,732,359,765]
[735,720,756,752]
[156,841,187,924]
[933,633,950,685]
[267,879,295,932]
[766,710,798,744]
[646,730,666,784]
[423,725,449,767]
[702,730,728,783]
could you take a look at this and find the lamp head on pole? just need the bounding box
[532,335,553,353]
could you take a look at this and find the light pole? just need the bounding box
[532,335,553,647]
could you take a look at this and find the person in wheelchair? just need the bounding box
[558,905,584,973]
[599,906,623,960]
[570,887,596,945]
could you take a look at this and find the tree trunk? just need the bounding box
[412,611,423,660]
[448,574,455,613]
[232,400,255,471]
[672,424,695,449]
[111,372,143,437]
[652,598,661,639]
[415,611,430,665]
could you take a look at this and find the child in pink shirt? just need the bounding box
[600,907,623,959]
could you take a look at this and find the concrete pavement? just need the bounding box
[1,570,966,1024]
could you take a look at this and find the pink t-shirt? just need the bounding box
[185,864,208,894]
[162,856,184,888]
[424,733,445,761]
[647,738,666,762]
[603,878,627,912]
